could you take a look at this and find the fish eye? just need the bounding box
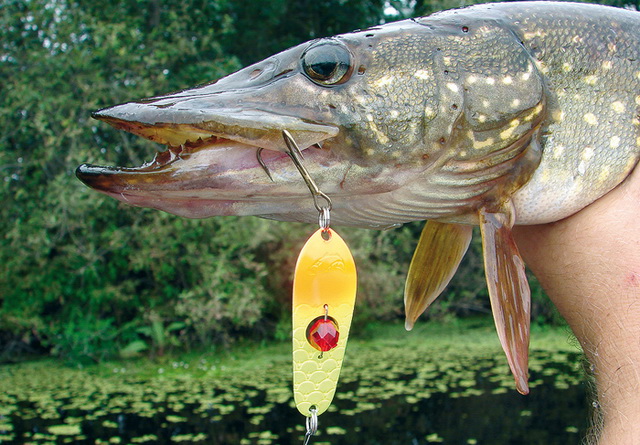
[301,41,352,86]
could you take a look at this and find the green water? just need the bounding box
[0,321,589,444]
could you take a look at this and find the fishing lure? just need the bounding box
[283,131,357,444]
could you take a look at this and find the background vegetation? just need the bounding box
[1,0,632,364]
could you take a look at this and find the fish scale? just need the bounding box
[493,2,640,223]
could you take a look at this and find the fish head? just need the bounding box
[77,17,545,228]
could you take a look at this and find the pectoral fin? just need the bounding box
[404,221,473,331]
[479,204,531,395]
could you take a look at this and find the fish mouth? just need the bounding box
[76,105,340,219]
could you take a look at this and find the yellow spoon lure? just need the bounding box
[292,228,357,417]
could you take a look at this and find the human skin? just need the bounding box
[513,165,640,444]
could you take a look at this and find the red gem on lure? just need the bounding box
[306,317,339,352]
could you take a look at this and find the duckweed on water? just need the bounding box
[426,433,445,442]
[130,434,158,443]
[0,320,590,444]
[47,425,81,436]
[325,426,347,435]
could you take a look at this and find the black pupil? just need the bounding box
[310,58,338,79]
[303,44,350,84]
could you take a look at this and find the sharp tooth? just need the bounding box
[152,150,171,166]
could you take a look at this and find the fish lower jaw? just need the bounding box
[99,190,338,221]
[98,191,245,218]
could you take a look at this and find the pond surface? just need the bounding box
[0,325,590,444]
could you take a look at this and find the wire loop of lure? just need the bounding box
[319,207,330,231]
[302,407,318,445]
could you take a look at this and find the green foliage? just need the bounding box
[221,0,386,65]
[135,312,186,357]
[1,0,259,362]
[1,0,567,364]
[48,312,120,364]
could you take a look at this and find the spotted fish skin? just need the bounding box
[405,1,640,226]
[486,2,640,223]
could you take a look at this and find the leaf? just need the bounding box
[119,340,149,358]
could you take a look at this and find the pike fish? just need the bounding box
[77,2,640,394]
